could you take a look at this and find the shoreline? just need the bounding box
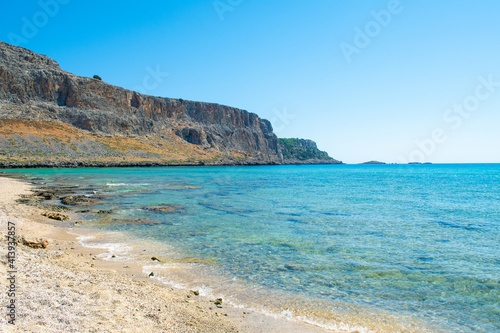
[0,159,342,169]
[0,176,336,332]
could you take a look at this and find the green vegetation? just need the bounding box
[93,75,102,81]
[279,138,332,161]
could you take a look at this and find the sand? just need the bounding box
[0,176,336,333]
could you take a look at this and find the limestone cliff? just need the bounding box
[0,41,338,167]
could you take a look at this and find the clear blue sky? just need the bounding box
[1,0,499,163]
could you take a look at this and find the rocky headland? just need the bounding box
[0,41,340,167]
[279,138,340,164]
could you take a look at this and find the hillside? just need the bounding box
[0,41,339,167]
[279,138,341,164]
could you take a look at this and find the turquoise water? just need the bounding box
[5,164,500,332]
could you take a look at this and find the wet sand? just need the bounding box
[0,176,336,333]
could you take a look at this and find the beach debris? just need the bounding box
[20,236,49,249]
[151,256,164,262]
[42,212,70,221]
[149,272,155,277]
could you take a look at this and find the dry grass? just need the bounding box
[0,119,226,164]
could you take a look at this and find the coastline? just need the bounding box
[0,159,342,169]
[0,176,336,333]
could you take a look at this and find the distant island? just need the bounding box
[360,161,386,165]
[0,41,340,168]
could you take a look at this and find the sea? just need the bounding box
[4,164,499,332]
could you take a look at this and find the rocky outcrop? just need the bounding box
[278,138,341,164]
[0,41,338,167]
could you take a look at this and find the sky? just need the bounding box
[1,0,499,163]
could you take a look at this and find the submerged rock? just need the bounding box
[60,195,93,206]
[142,203,186,213]
[109,218,161,225]
[178,257,214,265]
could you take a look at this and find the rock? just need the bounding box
[284,264,300,271]
[60,195,92,205]
[149,272,155,277]
[21,237,49,249]
[278,138,341,164]
[190,290,200,296]
[96,209,112,214]
[178,257,214,265]
[142,204,186,213]
[109,218,161,225]
[42,212,70,221]
[151,256,163,262]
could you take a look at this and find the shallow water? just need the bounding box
[5,164,500,332]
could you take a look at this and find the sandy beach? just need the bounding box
[0,176,335,333]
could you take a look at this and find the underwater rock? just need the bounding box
[60,195,93,206]
[142,203,186,213]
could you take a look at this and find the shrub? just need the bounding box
[93,75,102,81]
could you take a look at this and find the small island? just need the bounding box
[360,161,386,165]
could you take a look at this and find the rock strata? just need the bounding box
[0,41,339,167]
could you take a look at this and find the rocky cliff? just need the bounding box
[279,138,341,164]
[0,41,338,167]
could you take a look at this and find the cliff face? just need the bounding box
[279,138,341,164]
[0,41,339,167]
[0,41,282,166]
